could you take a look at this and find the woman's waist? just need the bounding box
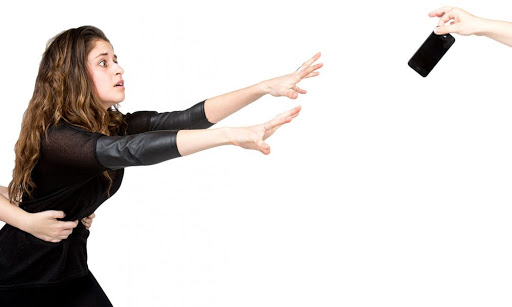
[0,223,90,288]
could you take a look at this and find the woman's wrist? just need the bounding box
[473,17,493,36]
[220,127,241,147]
[218,127,234,146]
[9,206,32,233]
[257,80,272,96]
[224,127,241,147]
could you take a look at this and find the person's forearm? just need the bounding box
[0,193,29,231]
[0,185,8,199]
[476,18,512,47]
[176,128,232,156]
[204,82,269,124]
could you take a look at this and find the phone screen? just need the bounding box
[408,31,455,77]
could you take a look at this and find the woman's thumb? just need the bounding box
[434,24,457,35]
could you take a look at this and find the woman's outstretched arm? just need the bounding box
[430,7,512,47]
[177,106,301,156]
[96,106,301,171]
[203,53,322,124]
[0,186,79,243]
[126,54,320,133]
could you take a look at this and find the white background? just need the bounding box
[1,0,512,306]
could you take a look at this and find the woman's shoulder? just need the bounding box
[43,122,105,147]
[47,121,103,136]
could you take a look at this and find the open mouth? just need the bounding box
[114,81,124,87]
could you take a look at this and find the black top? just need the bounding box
[0,101,213,288]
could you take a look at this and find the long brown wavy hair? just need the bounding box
[8,26,126,204]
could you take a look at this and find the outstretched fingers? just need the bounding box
[296,52,322,82]
[267,52,322,100]
[304,71,320,79]
[263,116,291,133]
[298,52,321,72]
[276,105,301,121]
[257,106,301,154]
[265,106,302,131]
[298,62,323,80]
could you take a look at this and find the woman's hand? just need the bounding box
[23,211,79,243]
[229,106,301,155]
[81,213,95,230]
[263,53,323,99]
[430,7,484,36]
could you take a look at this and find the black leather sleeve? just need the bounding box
[96,130,181,170]
[124,100,214,135]
[148,100,214,131]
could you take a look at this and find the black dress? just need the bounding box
[0,101,213,306]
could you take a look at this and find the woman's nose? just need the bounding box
[115,63,124,75]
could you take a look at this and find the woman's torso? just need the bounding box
[0,123,124,288]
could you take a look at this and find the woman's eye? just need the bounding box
[99,60,106,67]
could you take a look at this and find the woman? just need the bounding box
[430,6,512,47]
[0,26,321,306]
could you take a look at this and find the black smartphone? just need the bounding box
[408,31,455,77]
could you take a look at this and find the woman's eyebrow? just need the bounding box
[93,52,118,60]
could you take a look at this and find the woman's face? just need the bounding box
[87,40,125,109]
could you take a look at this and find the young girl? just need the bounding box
[0,26,321,306]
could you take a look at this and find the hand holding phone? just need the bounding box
[408,31,455,77]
